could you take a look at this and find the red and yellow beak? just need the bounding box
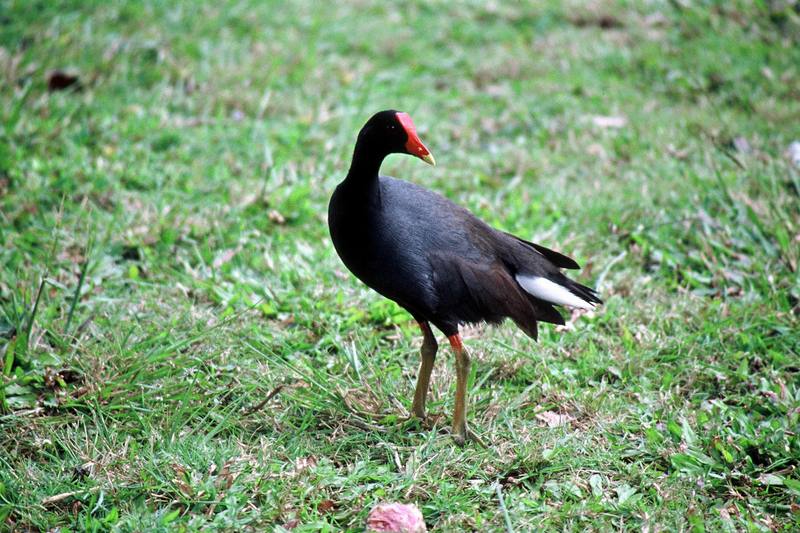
[396,112,436,166]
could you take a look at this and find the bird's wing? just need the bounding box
[502,232,580,270]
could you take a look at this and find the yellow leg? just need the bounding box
[411,322,437,420]
[449,333,470,445]
[448,334,486,447]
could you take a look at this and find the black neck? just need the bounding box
[345,138,388,183]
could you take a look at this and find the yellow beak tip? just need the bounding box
[421,154,436,166]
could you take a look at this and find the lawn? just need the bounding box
[1,0,799,530]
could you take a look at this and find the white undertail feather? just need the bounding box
[515,275,596,310]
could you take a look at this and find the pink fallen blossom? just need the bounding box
[366,502,427,533]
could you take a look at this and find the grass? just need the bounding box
[1,0,799,530]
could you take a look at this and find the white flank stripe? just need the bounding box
[515,275,595,310]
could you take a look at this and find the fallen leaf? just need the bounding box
[317,499,336,514]
[171,463,187,477]
[42,491,80,506]
[172,478,193,496]
[289,455,317,478]
[592,115,627,128]
[269,209,286,224]
[535,411,574,428]
[212,248,237,269]
[667,144,690,160]
[217,460,235,489]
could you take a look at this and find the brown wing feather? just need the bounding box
[454,260,563,340]
[503,232,580,270]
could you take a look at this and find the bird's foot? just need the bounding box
[402,403,426,424]
[410,405,426,421]
[450,423,488,448]
[400,414,424,428]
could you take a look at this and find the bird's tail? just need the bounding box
[515,272,602,311]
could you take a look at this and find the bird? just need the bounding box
[328,110,601,445]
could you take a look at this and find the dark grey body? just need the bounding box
[328,175,598,337]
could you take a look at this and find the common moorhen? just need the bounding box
[328,110,601,445]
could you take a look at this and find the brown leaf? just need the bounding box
[217,460,235,489]
[172,478,193,497]
[317,499,336,514]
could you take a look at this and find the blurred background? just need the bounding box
[1,1,799,530]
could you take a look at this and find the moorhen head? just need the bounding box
[351,109,436,168]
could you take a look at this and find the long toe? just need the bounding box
[451,421,467,447]
[465,426,488,448]
[450,423,487,448]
